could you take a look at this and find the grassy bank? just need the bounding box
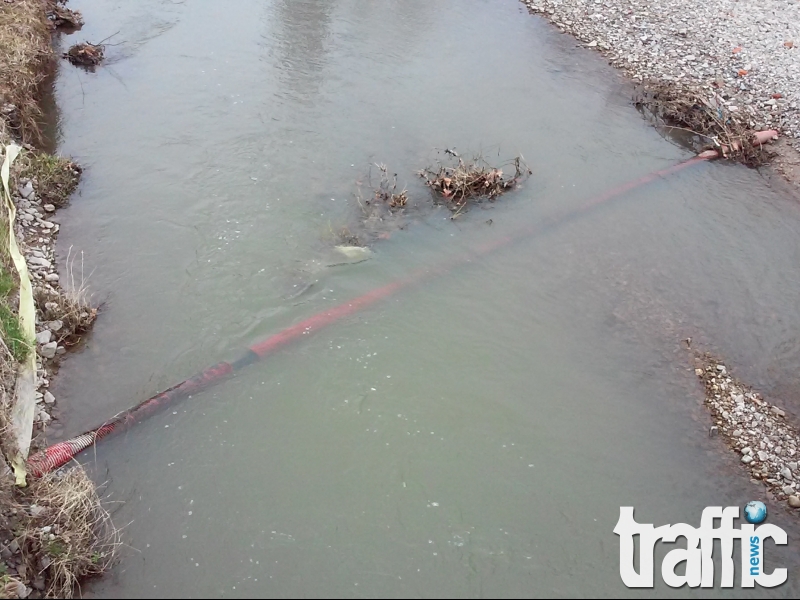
[1,2,115,598]
[0,0,54,145]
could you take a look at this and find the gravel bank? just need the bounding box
[697,355,800,513]
[521,0,800,176]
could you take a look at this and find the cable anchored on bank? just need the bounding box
[28,144,777,477]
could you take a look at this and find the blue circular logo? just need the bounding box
[744,500,767,524]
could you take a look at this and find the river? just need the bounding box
[46,0,800,596]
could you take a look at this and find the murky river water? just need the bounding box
[44,0,800,596]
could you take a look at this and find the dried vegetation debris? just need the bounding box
[419,151,531,213]
[635,83,776,166]
[0,467,119,599]
[696,353,800,513]
[361,163,409,211]
[63,43,103,68]
[45,1,82,31]
[339,151,532,247]
[34,279,97,348]
[0,0,55,143]
[343,163,416,247]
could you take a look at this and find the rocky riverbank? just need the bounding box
[10,165,97,435]
[520,0,800,183]
[1,1,114,598]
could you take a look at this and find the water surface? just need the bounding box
[47,0,800,596]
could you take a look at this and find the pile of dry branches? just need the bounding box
[634,83,773,167]
[63,42,103,67]
[336,150,533,246]
[418,151,531,212]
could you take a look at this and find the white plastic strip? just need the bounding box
[2,144,37,486]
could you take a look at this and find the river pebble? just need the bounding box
[27,256,51,268]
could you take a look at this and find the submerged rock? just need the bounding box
[335,245,372,261]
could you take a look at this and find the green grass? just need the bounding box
[47,539,67,558]
[0,266,13,297]
[0,266,31,362]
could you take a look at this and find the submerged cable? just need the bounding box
[27,154,710,476]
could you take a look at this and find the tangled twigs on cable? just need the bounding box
[418,150,531,215]
[634,82,776,167]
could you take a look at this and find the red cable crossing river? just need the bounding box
[26,154,712,477]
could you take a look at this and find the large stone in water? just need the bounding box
[335,245,372,260]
